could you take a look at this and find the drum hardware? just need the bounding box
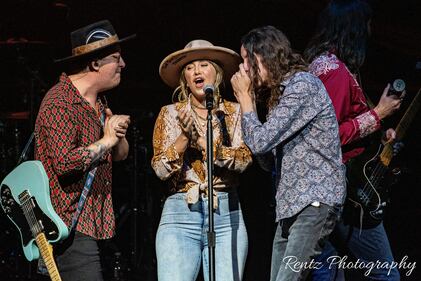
[0,38,49,280]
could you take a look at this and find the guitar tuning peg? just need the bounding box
[381,202,387,207]
[7,198,15,206]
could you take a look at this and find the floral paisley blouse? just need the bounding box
[151,96,252,205]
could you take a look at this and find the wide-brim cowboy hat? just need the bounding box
[55,19,136,63]
[159,39,241,88]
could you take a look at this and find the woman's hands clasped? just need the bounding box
[177,109,206,151]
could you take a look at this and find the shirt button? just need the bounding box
[105,180,111,186]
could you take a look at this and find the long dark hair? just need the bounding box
[304,0,372,73]
[241,26,307,110]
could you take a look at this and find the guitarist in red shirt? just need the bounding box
[35,20,133,280]
[305,0,403,280]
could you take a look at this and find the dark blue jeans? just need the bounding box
[312,240,345,281]
[55,231,103,281]
[270,203,341,281]
[312,220,400,281]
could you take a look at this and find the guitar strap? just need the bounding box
[70,162,99,230]
[70,111,106,231]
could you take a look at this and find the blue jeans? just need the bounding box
[312,240,345,281]
[270,203,341,281]
[312,220,400,281]
[156,191,248,281]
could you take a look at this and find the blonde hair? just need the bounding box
[171,60,224,104]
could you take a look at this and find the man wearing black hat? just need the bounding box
[34,20,134,280]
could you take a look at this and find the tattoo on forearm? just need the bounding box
[89,142,107,164]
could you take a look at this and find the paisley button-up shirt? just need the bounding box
[241,72,346,221]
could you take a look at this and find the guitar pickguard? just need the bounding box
[0,184,61,245]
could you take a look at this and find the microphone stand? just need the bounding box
[130,125,139,276]
[205,93,216,281]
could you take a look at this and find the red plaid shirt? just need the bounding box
[35,73,115,240]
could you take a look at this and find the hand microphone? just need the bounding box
[387,79,405,97]
[204,84,215,110]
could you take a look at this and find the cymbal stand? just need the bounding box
[16,47,48,129]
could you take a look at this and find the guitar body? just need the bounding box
[0,161,69,261]
[345,87,421,228]
[345,143,394,227]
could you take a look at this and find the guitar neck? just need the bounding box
[380,88,421,166]
[395,89,421,141]
[35,233,62,281]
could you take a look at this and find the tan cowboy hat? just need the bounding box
[159,39,241,88]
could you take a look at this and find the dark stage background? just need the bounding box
[0,0,420,280]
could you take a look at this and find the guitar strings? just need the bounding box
[369,164,387,193]
[361,154,389,214]
[362,162,384,197]
[22,199,37,234]
[359,144,385,205]
[21,197,41,235]
[365,144,392,198]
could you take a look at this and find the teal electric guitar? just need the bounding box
[0,160,68,281]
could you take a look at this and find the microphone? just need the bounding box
[204,84,215,110]
[387,79,405,97]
